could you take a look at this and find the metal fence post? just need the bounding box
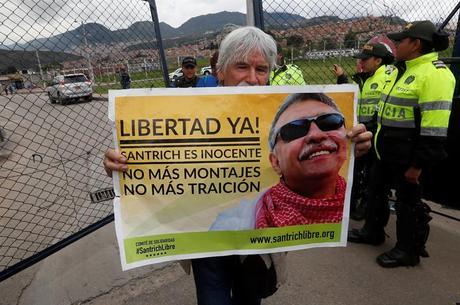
[451,15,460,96]
[145,0,170,88]
[252,0,265,30]
[246,0,255,26]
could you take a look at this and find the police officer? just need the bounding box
[119,68,131,89]
[349,21,455,268]
[333,43,395,220]
[270,46,306,85]
[174,56,201,88]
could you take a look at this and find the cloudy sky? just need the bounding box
[157,0,246,28]
[0,0,247,45]
[0,0,457,45]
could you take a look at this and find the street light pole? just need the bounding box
[35,50,46,88]
[323,40,326,63]
[79,21,95,82]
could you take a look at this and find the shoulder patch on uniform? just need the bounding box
[385,65,396,74]
[404,75,415,84]
[432,60,447,69]
[370,83,379,90]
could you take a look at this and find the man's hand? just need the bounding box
[347,123,372,158]
[103,149,128,177]
[405,166,422,185]
[332,64,345,77]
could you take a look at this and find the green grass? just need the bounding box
[93,78,165,94]
[93,60,214,93]
[92,51,457,94]
[291,49,455,84]
[292,57,357,84]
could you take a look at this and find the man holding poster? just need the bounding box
[104,26,372,305]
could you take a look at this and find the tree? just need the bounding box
[286,35,304,47]
[206,41,218,50]
[324,37,338,50]
[265,30,277,40]
[344,30,357,49]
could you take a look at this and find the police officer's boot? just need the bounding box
[348,222,385,245]
[348,192,389,245]
[415,202,432,258]
[376,202,420,267]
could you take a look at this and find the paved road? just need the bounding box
[1,93,459,305]
[0,92,113,271]
[0,202,458,305]
[83,207,460,305]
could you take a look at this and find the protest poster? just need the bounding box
[109,85,358,270]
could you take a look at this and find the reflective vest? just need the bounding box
[374,52,455,167]
[270,64,306,85]
[356,65,394,124]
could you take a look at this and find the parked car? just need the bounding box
[200,66,212,75]
[168,68,183,82]
[47,74,93,105]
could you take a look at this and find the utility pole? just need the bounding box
[35,50,46,88]
[143,58,148,78]
[126,60,130,74]
[80,21,95,82]
[323,40,326,63]
[339,42,342,64]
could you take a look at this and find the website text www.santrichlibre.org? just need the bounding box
[250,229,335,244]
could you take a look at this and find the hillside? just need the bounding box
[11,11,307,52]
[0,50,82,71]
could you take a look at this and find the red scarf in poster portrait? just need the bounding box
[255,176,346,228]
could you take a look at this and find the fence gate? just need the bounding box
[0,0,168,281]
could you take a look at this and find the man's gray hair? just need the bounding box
[217,26,277,76]
[268,93,341,151]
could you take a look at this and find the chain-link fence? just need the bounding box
[259,0,460,84]
[1,0,460,282]
[256,0,460,208]
[0,0,170,280]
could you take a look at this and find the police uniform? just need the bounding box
[173,56,201,88]
[355,21,455,267]
[174,75,200,88]
[270,64,306,85]
[337,43,395,219]
[356,65,395,130]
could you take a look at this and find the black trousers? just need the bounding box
[351,121,377,214]
[350,150,375,213]
[363,160,431,256]
[192,256,262,305]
